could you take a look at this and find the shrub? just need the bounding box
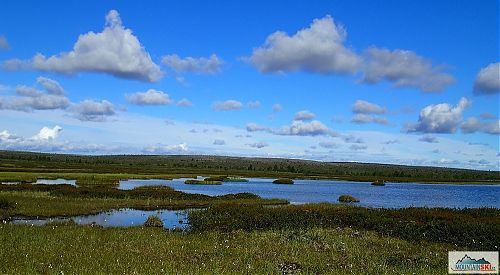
[144,215,164,228]
[338,195,360,203]
[273,178,294,184]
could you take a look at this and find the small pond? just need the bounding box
[11,208,189,229]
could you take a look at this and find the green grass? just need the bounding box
[188,204,500,251]
[0,184,287,217]
[222,177,249,182]
[144,215,164,227]
[0,224,455,274]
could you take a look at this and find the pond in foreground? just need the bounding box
[11,208,189,229]
[120,178,500,209]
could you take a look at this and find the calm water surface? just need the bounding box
[11,208,189,229]
[119,178,500,209]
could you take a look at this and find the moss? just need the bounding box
[338,195,360,203]
[273,178,294,184]
[144,215,164,227]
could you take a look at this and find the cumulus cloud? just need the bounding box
[0,79,70,111]
[36,76,64,95]
[32,125,62,140]
[351,114,388,125]
[247,101,261,109]
[2,10,162,82]
[272,104,283,113]
[473,62,500,95]
[461,117,500,135]
[176,98,193,107]
[362,47,454,92]
[246,141,269,148]
[213,100,243,111]
[71,100,116,122]
[247,120,337,137]
[407,97,471,133]
[418,135,439,143]
[352,100,386,114]
[126,89,171,105]
[161,54,223,74]
[142,143,188,154]
[213,139,225,145]
[248,15,361,75]
[0,36,9,50]
[294,110,315,121]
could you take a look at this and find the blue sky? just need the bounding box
[0,0,498,170]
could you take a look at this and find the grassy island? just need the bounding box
[273,178,294,184]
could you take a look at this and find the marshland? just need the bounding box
[0,151,499,274]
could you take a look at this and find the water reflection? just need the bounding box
[11,208,190,229]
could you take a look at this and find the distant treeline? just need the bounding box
[0,150,499,183]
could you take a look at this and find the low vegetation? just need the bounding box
[371,180,386,186]
[184,179,222,185]
[338,195,360,203]
[144,215,164,227]
[0,184,287,217]
[273,178,294,184]
[1,150,498,184]
[0,223,457,274]
[188,204,500,251]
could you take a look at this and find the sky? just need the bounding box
[0,0,498,171]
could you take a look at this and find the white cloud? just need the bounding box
[461,117,500,135]
[71,100,116,122]
[247,101,261,109]
[247,120,337,137]
[3,10,162,82]
[246,141,269,148]
[176,98,193,107]
[0,36,9,50]
[161,54,223,74]
[480,112,496,120]
[213,139,225,145]
[294,110,315,121]
[407,97,471,133]
[351,114,388,125]
[248,15,361,75]
[126,89,171,105]
[36,77,64,95]
[473,62,500,95]
[1,83,69,111]
[213,100,243,111]
[272,103,283,113]
[418,135,439,143]
[352,100,386,114]
[362,47,454,92]
[142,143,188,154]
[32,125,62,140]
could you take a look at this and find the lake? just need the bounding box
[120,178,500,209]
[11,208,189,229]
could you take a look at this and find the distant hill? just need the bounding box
[0,150,499,183]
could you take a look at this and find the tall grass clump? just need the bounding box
[144,215,164,227]
[338,195,359,203]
